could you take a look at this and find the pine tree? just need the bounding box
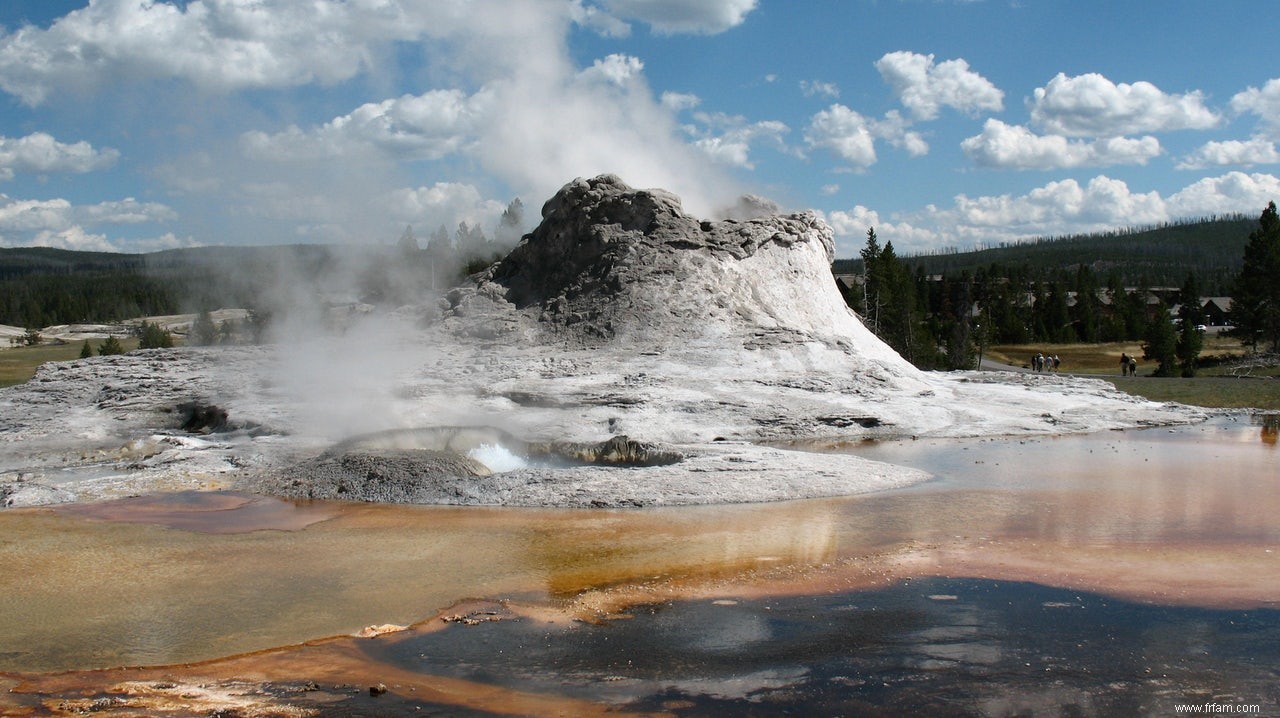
[79,339,93,359]
[190,310,218,346]
[858,228,882,333]
[1230,202,1280,352]
[1175,272,1204,376]
[396,224,419,254]
[137,321,174,349]
[1142,301,1178,377]
[99,335,125,355]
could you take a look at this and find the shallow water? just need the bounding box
[360,578,1280,716]
[0,417,1276,691]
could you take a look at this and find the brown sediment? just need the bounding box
[55,491,339,534]
[2,599,671,718]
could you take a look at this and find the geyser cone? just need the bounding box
[440,174,915,372]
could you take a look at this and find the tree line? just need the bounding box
[843,202,1280,375]
[0,197,527,331]
[835,214,1255,296]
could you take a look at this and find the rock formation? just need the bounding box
[439,174,909,369]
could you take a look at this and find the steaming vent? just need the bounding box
[467,443,529,473]
[266,427,683,505]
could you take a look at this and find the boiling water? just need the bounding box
[467,443,530,473]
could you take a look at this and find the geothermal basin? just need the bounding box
[1,415,1276,716]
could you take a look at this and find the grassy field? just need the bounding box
[984,333,1252,375]
[1099,376,1280,410]
[986,336,1280,410]
[0,339,141,388]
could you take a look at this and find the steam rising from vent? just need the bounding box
[468,444,529,473]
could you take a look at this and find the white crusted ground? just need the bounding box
[0,176,1209,507]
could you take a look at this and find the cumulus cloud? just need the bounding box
[685,113,788,169]
[806,105,876,168]
[1230,78,1280,135]
[1176,137,1280,169]
[0,0,433,104]
[0,132,119,180]
[0,192,180,251]
[961,119,1161,169]
[827,171,1280,255]
[28,226,116,252]
[0,194,175,235]
[1030,72,1220,137]
[242,89,490,161]
[580,53,645,86]
[820,204,936,257]
[874,51,1003,121]
[385,182,507,231]
[0,195,71,232]
[600,0,757,35]
[805,104,927,169]
[1165,171,1280,217]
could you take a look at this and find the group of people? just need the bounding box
[1031,353,1060,372]
[1119,352,1139,376]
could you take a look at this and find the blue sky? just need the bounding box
[1,0,1278,259]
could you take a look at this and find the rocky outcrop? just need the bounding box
[529,435,682,467]
[439,175,898,362]
[263,449,494,503]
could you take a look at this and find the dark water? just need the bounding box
[334,578,1278,717]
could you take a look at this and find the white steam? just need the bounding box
[468,443,529,473]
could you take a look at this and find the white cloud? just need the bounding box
[242,89,489,161]
[806,105,877,168]
[1230,78,1280,135]
[0,195,71,232]
[961,119,1161,169]
[600,0,757,36]
[686,113,788,169]
[386,183,506,231]
[874,110,929,157]
[800,79,839,99]
[29,226,116,253]
[821,204,937,257]
[1165,171,1280,217]
[1030,72,1220,137]
[0,0,598,105]
[1176,137,1280,170]
[0,0,416,104]
[570,1,632,37]
[0,132,119,180]
[874,51,1003,121]
[661,91,700,111]
[804,105,928,169]
[828,172,1280,255]
[77,198,178,225]
[0,194,175,236]
[580,54,645,86]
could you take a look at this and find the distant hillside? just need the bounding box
[0,243,445,328]
[832,215,1255,293]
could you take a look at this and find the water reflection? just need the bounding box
[1257,412,1279,445]
[0,418,1275,676]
